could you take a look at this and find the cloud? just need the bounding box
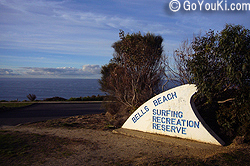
[0,65,101,78]
[17,65,101,78]
[0,0,203,59]
[0,0,115,57]
[1,0,249,77]
[0,68,18,76]
[0,0,177,57]
[82,65,101,75]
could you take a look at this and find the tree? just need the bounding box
[189,24,250,103]
[164,38,193,90]
[186,24,250,142]
[99,30,165,127]
[27,94,37,101]
[219,24,250,103]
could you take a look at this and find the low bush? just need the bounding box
[194,94,250,144]
[44,97,67,101]
[68,95,104,101]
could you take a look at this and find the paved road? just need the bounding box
[0,103,104,126]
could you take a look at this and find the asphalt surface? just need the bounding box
[0,103,104,126]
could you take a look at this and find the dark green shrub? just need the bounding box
[44,97,67,101]
[187,24,250,143]
[68,97,82,101]
[68,95,104,101]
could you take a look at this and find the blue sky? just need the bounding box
[0,0,249,78]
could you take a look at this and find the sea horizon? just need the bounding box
[0,77,105,101]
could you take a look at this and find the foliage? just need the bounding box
[43,95,104,101]
[27,94,37,101]
[186,24,250,142]
[189,24,250,103]
[44,96,67,101]
[99,30,165,127]
[68,95,104,101]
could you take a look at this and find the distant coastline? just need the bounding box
[0,78,105,101]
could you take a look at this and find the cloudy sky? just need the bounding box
[0,0,249,78]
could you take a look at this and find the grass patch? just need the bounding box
[0,103,33,112]
[142,148,250,166]
[0,102,32,108]
[0,130,78,166]
[205,148,250,165]
[25,113,112,131]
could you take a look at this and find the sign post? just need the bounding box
[122,84,225,145]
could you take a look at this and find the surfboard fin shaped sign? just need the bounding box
[122,84,225,146]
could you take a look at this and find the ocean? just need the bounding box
[0,78,105,101]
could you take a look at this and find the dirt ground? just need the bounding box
[1,113,249,165]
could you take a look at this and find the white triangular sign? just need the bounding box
[122,84,225,145]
